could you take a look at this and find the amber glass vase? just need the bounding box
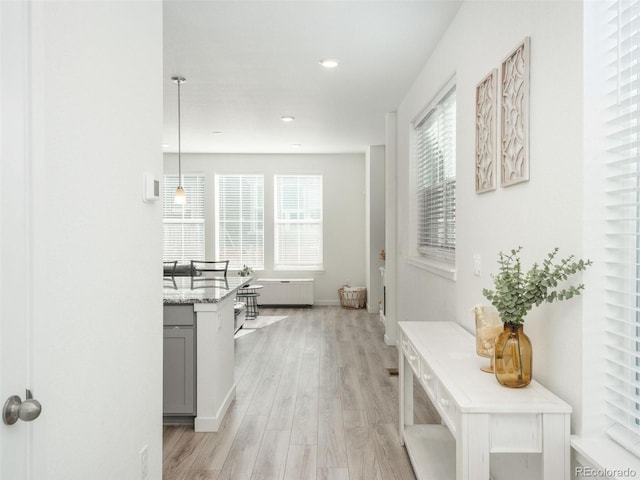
[493,322,532,387]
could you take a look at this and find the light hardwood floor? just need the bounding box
[162,306,438,480]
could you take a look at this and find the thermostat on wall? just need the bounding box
[142,173,160,203]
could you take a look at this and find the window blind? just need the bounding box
[215,174,264,270]
[415,85,456,262]
[601,0,640,455]
[274,175,323,270]
[162,175,205,263]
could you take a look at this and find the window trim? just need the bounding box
[578,0,640,466]
[407,256,457,281]
[162,174,206,263]
[409,75,457,275]
[214,173,265,270]
[273,174,324,271]
[598,0,640,456]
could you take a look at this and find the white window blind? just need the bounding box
[601,0,640,455]
[274,175,323,270]
[415,84,456,262]
[215,174,264,270]
[162,175,205,263]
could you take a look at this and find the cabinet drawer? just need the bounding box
[401,336,419,376]
[436,383,458,438]
[164,305,195,326]
[418,359,437,400]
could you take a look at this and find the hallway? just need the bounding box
[162,306,436,479]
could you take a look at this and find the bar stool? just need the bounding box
[236,284,263,320]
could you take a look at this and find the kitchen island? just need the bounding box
[163,275,251,432]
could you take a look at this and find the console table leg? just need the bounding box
[459,414,490,480]
[542,413,570,479]
[399,349,413,445]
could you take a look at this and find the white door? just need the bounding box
[1,2,163,478]
[0,1,38,478]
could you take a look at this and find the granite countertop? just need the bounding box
[163,275,253,305]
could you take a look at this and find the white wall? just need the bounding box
[385,112,398,345]
[365,145,385,313]
[164,153,366,305]
[29,2,163,479]
[395,1,585,430]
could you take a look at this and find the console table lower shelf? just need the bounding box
[404,424,456,479]
[398,321,571,480]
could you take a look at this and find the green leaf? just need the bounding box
[481,247,591,324]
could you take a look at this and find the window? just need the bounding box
[162,175,205,262]
[274,175,323,270]
[215,174,264,270]
[415,83,456,263]
[600,0,640,454]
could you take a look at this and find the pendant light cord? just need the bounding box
[177,78,182,188]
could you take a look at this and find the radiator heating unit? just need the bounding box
[257,278,314,306]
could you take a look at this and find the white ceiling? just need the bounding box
[162,1,461,154]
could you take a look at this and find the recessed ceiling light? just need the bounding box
[291,144,302,149]
[319,59,339,68]
[212,131,223,135]
[280,115,295,122]
[162,144,170,148]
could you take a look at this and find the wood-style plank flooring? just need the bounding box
[163,306,438,480]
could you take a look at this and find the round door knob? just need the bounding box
[3,391,42,425]
[19,398,42,422]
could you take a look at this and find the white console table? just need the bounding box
[398,321,571,480]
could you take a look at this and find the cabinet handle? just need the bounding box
[423,374,432,381]
[440,398,449,408]
[409,355,416,362]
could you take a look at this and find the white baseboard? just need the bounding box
[195,384,236,432]
[314,300,341,306]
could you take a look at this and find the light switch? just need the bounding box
[473,254,481,276]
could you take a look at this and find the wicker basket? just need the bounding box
[338,286,367,309]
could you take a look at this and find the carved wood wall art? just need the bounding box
[500,37,530,187]
[475,69,498,193]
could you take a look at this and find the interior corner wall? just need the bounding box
[395,1,584,430]
[384,112,398,345]
[164,153,366,305]
[365,145,385,314]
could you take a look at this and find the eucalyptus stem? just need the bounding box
[482,247,592,325]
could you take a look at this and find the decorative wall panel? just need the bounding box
[500,37,530,187]
[475,69,498,193]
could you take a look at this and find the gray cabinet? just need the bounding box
[163,305,195,415]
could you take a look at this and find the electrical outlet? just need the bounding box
[140,445,149,480]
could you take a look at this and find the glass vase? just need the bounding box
[474,305,503,373]
[493,322,532,387]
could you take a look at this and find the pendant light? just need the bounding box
[172,76,187,204]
